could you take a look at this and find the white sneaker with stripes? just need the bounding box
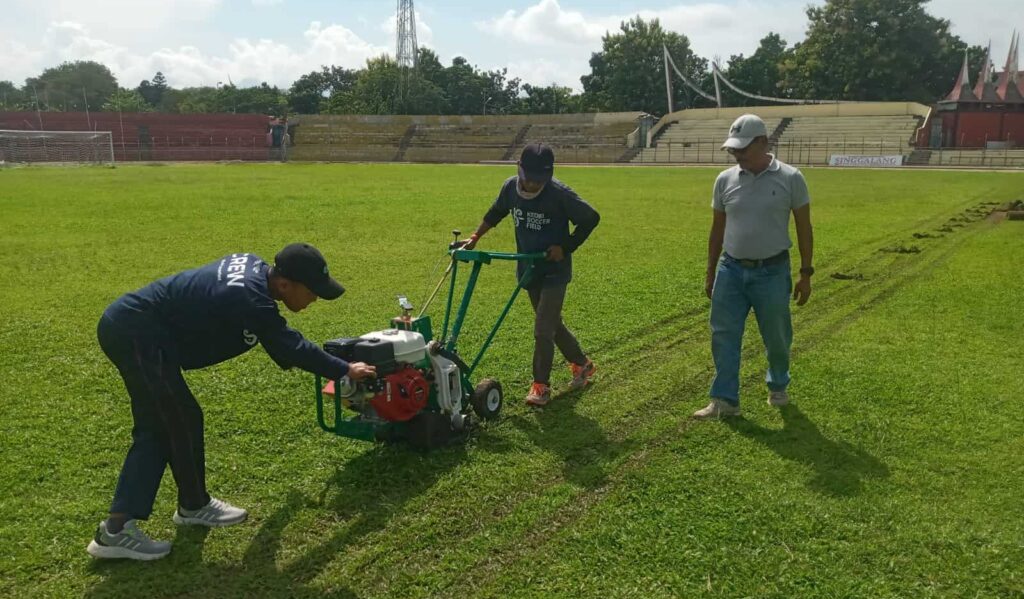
[173,496,248,527]
[87,519,171,560]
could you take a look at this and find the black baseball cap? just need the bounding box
[519,142,555,183]
[273,243,345,300]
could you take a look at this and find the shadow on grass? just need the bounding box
[725,404,890,497]
[84,440,476,598]
[508,386,633,489]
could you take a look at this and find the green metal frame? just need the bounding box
[315,247,544,439]
[441,249,545,386]
[314,375,379,440]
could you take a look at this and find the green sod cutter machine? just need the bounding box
[314,232,545,448]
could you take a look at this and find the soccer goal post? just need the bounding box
[0,130,115,165]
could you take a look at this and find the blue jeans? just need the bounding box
[709,254,793,406]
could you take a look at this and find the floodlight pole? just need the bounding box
[83,87,92,130]
[713,65,722,108]
[663,45,674,114]
[31,85,43,130]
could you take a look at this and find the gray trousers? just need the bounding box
[527,283,587,384]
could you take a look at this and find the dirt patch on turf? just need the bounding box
[831,272,865,281]
[986,200,1023,223]
[880,244,922,254]
[913,232,943,239]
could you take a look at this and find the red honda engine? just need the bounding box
[369,366,430,422]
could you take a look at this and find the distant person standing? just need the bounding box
[695,114,814,419]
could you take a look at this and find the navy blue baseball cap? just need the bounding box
[519,142,555,183]
[274,243,345,300]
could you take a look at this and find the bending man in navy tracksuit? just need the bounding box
[462,143,600,406]
[87,243,376,561]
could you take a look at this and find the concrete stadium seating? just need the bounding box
[290,113,642,164]
[289,115,409,162]
[632,103,929,166]
[632,117,782,165]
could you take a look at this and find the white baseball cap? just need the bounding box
[721,114,768,150]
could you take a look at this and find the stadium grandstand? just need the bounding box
[0,36,1020,168]
[631,103,928,166]
[286,113,642,164]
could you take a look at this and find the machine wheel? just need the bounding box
[471,378,503,420]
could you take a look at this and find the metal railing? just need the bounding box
[633,136,912,166]
[923,147,1024,168]
[108,138,279,162]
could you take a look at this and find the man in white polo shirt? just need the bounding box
[694,114,814,419]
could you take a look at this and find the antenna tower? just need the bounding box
[395,0,419,112]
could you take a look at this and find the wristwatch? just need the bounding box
[799,266,815,277]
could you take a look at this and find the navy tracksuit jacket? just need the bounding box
[98,253,349,519]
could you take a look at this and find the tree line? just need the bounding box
[0,0,988,118]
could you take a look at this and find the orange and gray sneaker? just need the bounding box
[569,360,597,390]
[525,382,552,407]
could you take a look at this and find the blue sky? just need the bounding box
[2,0,1020,92]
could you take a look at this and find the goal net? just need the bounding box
[0,130,115,165]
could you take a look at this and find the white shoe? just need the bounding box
[87,519,171,561]
[173,497,248,527]
[768,390,789,407]
[693,398,741,419]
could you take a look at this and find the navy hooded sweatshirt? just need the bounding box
[102,253,350,380]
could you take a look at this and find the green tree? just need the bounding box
[24,61,118,111]
[439,56,486,114]
[414,51,520,115]
[581,17,708,115]
[288,66,358,114]
[137,71,169,108]
[0,81,26,110]
[172,86,220,113]
[780,0,985,102]
[325,56,446,115]
[514,84,582,114]
[232,83,288,117]
[415,48,446,90]
[102,88,152,112]
[721,33,791,104]
[480,68,520,115]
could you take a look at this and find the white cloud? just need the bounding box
[478,0,612,46]
[928,0,1020,67]
[380,9,435,49]
[637,3,809,63]
[0,20,387,89]
[481,0,1022,91]
[475,0,813,90]
[505,57,592,90]
[478,0,807,62]
[11,0,221,38]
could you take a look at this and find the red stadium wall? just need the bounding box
[0,112,273,161]
[931,110,1024,148]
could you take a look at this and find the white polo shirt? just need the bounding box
[712,155,810,260]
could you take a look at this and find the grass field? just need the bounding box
[1,163,1022,598]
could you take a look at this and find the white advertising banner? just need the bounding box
[828,154,904,167]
